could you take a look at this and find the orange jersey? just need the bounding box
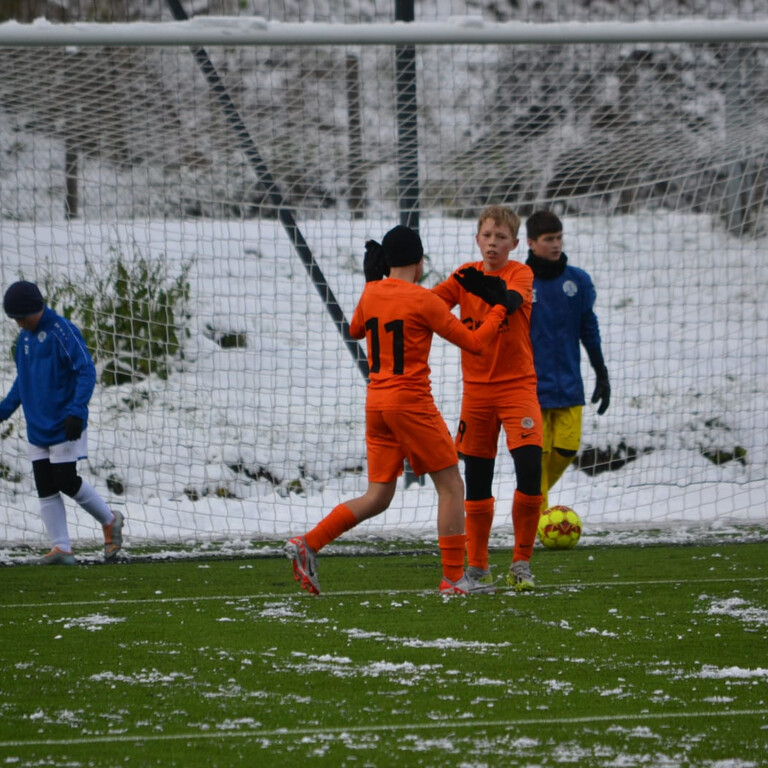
[350,278,507,411]
[432,260,538,397]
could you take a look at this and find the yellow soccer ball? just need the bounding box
[537,506,582,550]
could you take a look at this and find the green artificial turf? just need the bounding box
[1,542,766,766]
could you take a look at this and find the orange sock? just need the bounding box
[305,503,357,553]
[439,533,466,582]
[512,490,544,562]
[465,497,495,570]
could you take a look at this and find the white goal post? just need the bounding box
[0,17,766,555]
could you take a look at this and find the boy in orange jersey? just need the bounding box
[285,225,508,596]
[432,205,544,591]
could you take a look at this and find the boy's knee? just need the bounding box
[51,463,82,498]
[33,460,82,497]
[462,454,495,501]
[511,444,543,496]
[32,460,57,498]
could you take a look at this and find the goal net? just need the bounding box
[1,18,766,554]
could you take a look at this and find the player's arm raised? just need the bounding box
[425,291,507,355]
[454,266,523,313]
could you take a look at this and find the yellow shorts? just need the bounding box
[541,406,582,454]
[366,407,458,482]
[455,391,542,459]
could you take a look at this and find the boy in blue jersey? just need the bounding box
[525,211,610,511]
[0,281,123,564]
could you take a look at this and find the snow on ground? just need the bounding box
[0,211,766,557]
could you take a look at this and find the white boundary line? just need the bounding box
[1,708,766,749]
[1,575,767,610]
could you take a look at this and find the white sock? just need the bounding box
[73,480,113,525]
[39,493,71,552]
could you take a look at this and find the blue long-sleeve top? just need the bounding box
[528,252,603,409]
[0,307,96,447]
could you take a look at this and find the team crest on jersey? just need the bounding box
[562,280,578,297]
[37,331,47,342]
[521,417,535,430]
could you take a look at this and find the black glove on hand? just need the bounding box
[586,346,610,415]
[591,375,610,415]
[363,239,389,282]
[454,267,508,307]
[453,265,484,293]
[64,415,84,441]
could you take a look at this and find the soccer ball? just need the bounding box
[537,506,582,550]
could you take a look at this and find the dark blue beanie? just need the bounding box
[3,281,45,318]
[381,225,424,268]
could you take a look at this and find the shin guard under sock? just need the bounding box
[305,503,357,553]
[73,480,113,525]
[439,533,466,582]
[512,490,544,562]
[39,493,71,552]
[465,497,495,570]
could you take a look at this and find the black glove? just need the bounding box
[453,266,508,307]
[363,239,389,282]
[64,415,84,441]
[586,347,610,415]
[591,374,610,415]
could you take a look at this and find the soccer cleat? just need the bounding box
[103,510,124,562]
[284,536,321,595]
[39,547,76,566]
[466,565,496,585]
[507,560,535,592]
[439,572,497,595]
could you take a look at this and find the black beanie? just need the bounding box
[3,281,45,318]
[381,225,424,268]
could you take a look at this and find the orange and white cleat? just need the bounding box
[284,535,320,595]
[39,547,76,566]
[439,572,497,595]
[103,510,124,562]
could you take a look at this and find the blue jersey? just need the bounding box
[0,307,96,447]
[530,259,602,409]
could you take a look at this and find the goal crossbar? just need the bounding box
[2,18,768,47]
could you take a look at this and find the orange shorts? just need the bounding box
[455,390,542,459]
[366,406,459,482]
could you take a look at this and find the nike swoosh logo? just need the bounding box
[521,432,534,438]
